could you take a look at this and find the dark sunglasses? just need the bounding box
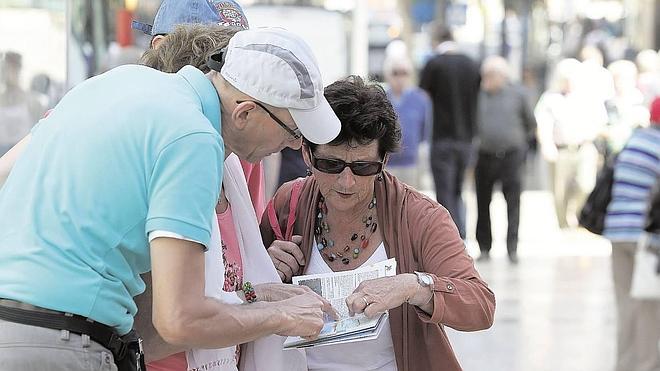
[310,151,383,176]
[236,100,302,140]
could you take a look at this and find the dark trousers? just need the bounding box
[474,149,525,254]
[430,139,475,239]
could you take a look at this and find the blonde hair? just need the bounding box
[139,24,240,73]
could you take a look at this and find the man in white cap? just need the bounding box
[0,27,340,370]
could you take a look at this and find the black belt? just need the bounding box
[556,143,585,150]
[0,300,143,370]
[480,148,521,159]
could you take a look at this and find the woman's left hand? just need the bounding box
[346,274,423,318]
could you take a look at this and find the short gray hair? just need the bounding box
[382,56,413,79]
[481,55,510,80]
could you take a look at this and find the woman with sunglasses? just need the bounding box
[260,76,495,371]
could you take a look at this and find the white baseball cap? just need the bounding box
[211,27,341,144]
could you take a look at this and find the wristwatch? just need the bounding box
[414,271,434,289]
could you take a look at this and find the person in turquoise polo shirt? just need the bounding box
[0,27,341,370]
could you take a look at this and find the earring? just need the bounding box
[377,173,383,182]
[306,168,312,176]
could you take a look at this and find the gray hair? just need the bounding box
[549,58,581,92]
[139,24,239,73]
[636,49,658,74]
[382,56,413,80]
[481,55,510,80]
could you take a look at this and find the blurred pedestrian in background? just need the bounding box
[579,45,615,106]
[0,51,46,156]
[635,49,660,107]
[420,26,481,239]
[535,58,607,228]
[604,60,647,155]
[474,56,536,263]
[383,55,431,189]
[29,73,62,112]
[603,96,660,371]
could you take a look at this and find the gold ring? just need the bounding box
[361,297,369,306]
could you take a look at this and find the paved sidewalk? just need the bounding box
[449,255,615,371]
[441,190,616,371]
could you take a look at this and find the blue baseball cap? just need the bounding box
[132,0,249,36]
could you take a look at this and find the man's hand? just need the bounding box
[267,235,305,282]
[273,291,338,340]
[254,282,312,302]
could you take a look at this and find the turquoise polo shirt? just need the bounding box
[0,65,223,335]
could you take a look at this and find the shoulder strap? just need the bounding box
[284,179,304,241]
[266,199,284,241]
[266,178,305,242]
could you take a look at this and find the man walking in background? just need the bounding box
[474,56,537,264]
[420,26,481,239]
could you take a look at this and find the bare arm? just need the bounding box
[135,270,325,362]
[149,237,330,349]
[133,273,186,363]
[0,134,31,186]
[349,199,495,330]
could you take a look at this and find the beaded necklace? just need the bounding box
[314,193,378,265]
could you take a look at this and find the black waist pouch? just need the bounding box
[113,330,146,371]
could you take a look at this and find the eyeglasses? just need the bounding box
[391,70,409,77]
[236,100,302,140]
[310,151,383,176]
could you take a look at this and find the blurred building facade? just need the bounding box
[0,0,658,158]
[2,0,658,91]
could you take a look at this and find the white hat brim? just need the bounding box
[289,97,341,145]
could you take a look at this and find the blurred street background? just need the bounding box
[1,0,660,370]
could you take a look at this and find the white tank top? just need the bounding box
[304,241,398,371]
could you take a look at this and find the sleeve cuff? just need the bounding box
[413,274,455,324]
[148,230,205,250]
[146,217,211,250]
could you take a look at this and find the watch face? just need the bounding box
[421,275,433,286]
[416,271,432,287]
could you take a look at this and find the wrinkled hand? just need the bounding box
[275,291,339,340]
[346,274,419,318]
[267,235,305,282]
[254,282,314,302]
